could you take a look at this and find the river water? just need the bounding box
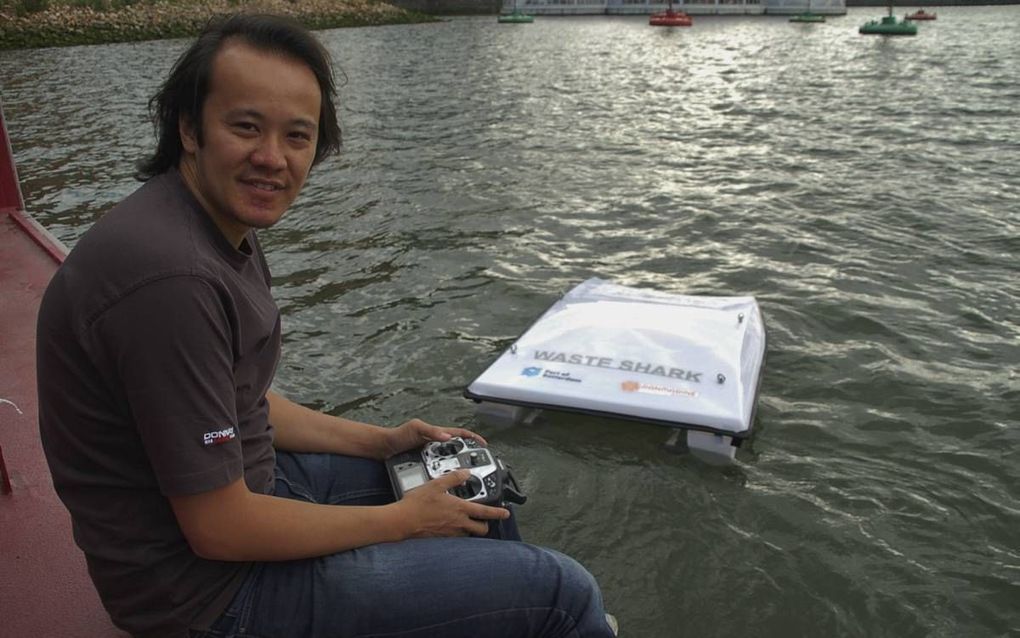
[2,7,1019,636]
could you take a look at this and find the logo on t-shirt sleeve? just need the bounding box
[203,427,237,446]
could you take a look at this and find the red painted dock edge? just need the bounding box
[1,101,128,636]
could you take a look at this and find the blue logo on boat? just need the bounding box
[521,367,542,377]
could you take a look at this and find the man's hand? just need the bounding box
[396,470,509,538]
[268,391,491,462]
[169,450,510,560]
[381,418,487,459]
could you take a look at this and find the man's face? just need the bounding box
[179,40,322,247]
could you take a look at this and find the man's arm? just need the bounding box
[267,390,390,458]
[169,391,507,561]
[267,390,488,460]
[170,469,508,561]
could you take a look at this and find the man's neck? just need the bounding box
[177,158,249,249]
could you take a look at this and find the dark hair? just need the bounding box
[137,13,341,180]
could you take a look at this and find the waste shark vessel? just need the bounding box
[465,278,767,464]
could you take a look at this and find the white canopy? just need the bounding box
[465,278,766,436]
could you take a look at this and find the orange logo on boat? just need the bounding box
[621,381,640,392]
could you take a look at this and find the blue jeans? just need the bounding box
[191,452,614,638]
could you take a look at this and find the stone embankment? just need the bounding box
[0,0,435,50]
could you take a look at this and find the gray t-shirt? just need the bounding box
[37,170,281,638]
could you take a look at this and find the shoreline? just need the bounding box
[0,0,438,51]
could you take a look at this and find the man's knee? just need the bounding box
[545,548,602,599]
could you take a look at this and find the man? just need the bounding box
[36,13,617,638]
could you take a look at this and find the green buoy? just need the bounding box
[789,0,825,23]
[860,0,917,35]
[498,7,534,23]
[790,11,825,22]
[859,14,917,35]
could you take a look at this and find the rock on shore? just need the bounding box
[0,0,435,50]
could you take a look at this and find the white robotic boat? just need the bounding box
[464,278,767,464]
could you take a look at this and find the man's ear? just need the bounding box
[180,114,199,154]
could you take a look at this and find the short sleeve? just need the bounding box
[87,276,243,496]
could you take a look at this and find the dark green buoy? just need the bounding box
[499,0,534,23]
[790,11,825,22]
[790,0,825,23]
[860,0,917,35]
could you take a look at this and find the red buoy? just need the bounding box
[650,8,693,26]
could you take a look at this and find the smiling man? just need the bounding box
[36,13,616,638]
[177,39,320,244]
